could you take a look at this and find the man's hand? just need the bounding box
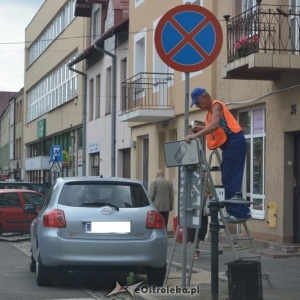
[192,125,204,133]
[184,135,193,143]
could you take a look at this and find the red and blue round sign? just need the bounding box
[155,4,223,72]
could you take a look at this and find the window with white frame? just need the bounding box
[89,79,94,121]
[27,54,78,123]
[239,107,265,219]
[95,75,101,119]
[120,58,127,112]
[243,0,256,11]
[153,19,174,106]
[133,29,146,101]
[92,7,101,41]
[105,67,111,115]
[134,30,146,75]
[28,0,76,66]
[290,0,300,53]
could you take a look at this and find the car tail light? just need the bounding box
[146,211,165,229]
[43,209,66,228]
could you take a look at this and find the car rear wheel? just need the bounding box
[147,264,166,287]
[29,249,36,273]
[36,250,53,286]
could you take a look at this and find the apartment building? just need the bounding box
[23,0,90,184]
[0,91,18,180]
[12,89,24,180]
[120,0,300,244]
[71,0,130,178]
[0,100,11,178]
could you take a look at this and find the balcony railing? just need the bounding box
[224,1,300,63]
[121,72,174,114]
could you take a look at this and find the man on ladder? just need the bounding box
[184,87,251,220]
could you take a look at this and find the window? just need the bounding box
[105,67,111,115]
[59,183,149,208]
[142,137,149,190]
[91,153,100,176]
[95,75,101,118]
[153,19,174,105]
[243,0,256,12]
[120,59,127,111]
[28,0,76,66]
[23,192,45,207]
[134,31,146,75]
[0,193,21,207]
[89,79,94,121]
[239,107,265,219]
[290,0,300,53]
[93,8,101,41]
[134,30,146,102]
[27,54,78,122]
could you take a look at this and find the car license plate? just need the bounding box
[86,222,131,234]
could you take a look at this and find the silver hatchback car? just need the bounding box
[24,177,167,287]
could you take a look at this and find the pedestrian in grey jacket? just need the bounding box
[149,170,174,230]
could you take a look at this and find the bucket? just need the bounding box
[173,216,184,243]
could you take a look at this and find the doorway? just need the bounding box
[293,132,300,242]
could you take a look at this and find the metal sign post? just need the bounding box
[155,3,223,291]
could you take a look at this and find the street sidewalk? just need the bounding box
[137,237,300,300]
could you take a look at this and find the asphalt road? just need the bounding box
[0,233,138,300]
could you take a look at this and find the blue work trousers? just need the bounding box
[220,131,250,218]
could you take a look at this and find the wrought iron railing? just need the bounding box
[224,0,300,63]
[121,72,174,113]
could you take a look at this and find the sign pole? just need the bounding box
[154,3,223,290]
[181,72,190,287]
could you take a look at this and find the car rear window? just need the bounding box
[58,182,150,208]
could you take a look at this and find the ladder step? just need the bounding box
[235,255,261,260]
[210,166,221,171]
[231,237,254,242]
[220,219,251,224]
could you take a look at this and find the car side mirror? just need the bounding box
[23,203,38,215]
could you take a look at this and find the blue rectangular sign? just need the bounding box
[50,145,62,162]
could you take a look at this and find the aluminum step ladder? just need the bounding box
[205,149,272,288]
[164,141,272,288]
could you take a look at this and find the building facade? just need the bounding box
[23,0,90,185]
[121,0,300,243]
[72,0,131,178]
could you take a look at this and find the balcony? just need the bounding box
[120,72,175,123]
[223,1,300,81]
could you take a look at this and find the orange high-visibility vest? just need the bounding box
[206,100,242,150]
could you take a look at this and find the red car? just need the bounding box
[0,189,45,235]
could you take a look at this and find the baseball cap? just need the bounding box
[190,88,206,107]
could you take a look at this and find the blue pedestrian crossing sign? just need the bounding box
[50,145,62,162]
